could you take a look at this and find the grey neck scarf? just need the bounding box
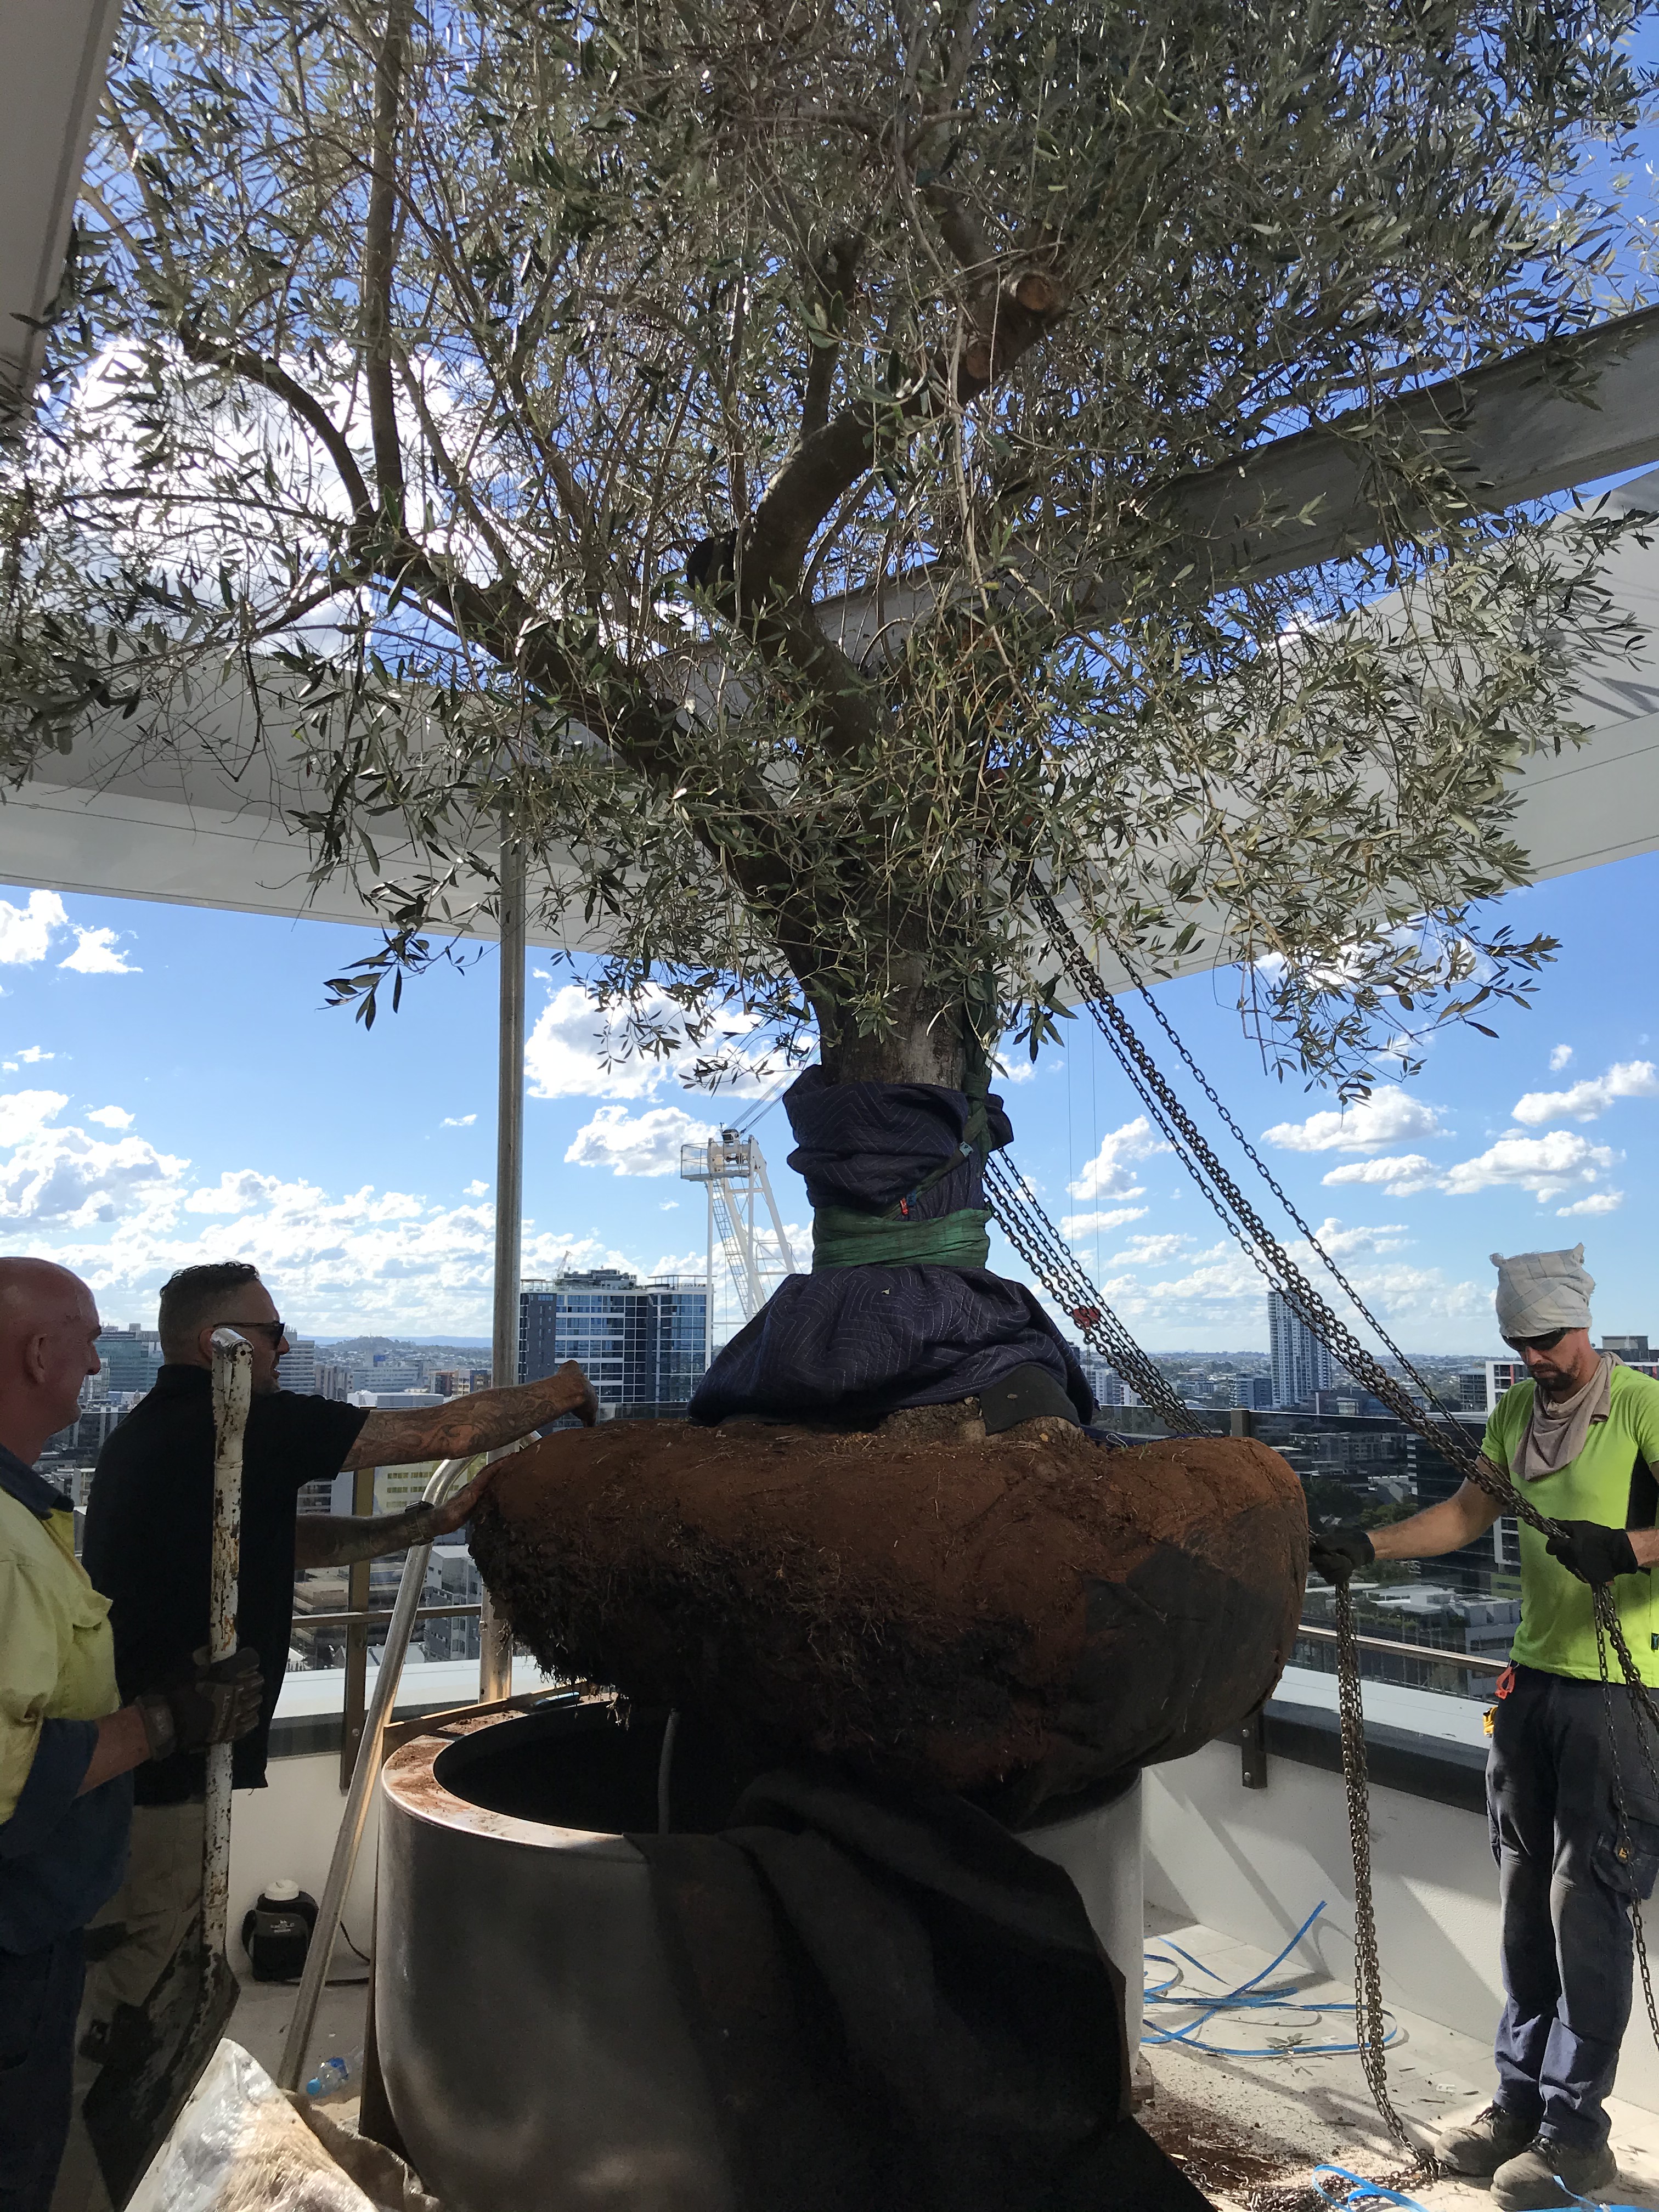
[1513,1352,1614,1482]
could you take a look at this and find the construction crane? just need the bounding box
[679,1128,797,1358]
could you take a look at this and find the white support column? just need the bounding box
[480,812,525,1702]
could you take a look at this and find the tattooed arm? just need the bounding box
[343,1360,597,1470]
[291,1362,598,1572]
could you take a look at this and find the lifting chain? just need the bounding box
[1025,885,1659,2147]
[983,1150,1208,1437]
[1335,1582,1417,2159]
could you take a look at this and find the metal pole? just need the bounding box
[278,1454,482,2092]
[204,1331,251,1961]
[481,808,524,1703]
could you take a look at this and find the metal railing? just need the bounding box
[289,1576,488,1783]
[1294,1621,1510,1679]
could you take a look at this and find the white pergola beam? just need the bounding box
[0,0,123,415]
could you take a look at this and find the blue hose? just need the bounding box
[1143,1902,1403,2060]
[1313,2166,1643,2211]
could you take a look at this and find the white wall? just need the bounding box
[1144,1737,1659,2115]
[229,1754,381,1971]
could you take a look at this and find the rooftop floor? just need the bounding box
[58,1889,1659,2209]
[1143,1909,1659,2210]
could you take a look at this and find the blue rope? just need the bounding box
[1143,1903,1404,2061]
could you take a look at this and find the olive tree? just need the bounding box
[2,0,1651,1094]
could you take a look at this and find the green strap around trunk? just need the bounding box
[810,1205,992,1272]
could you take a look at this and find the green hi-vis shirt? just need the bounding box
[1482,1364,1659,1685]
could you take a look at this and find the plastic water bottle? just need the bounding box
[305,2050,359,2100]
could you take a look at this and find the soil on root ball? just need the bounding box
[469,1415,1307,1824]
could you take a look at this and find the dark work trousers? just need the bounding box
[1488,1664,1659,2152]
[0,1929,86,2212]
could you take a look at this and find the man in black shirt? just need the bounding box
[77,1260,595,2059]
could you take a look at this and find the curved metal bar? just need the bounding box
[276,1452,483,2091]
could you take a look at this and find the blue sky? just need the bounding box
[0,848,1651,1356]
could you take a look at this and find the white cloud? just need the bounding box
[650,1248,710,1279]
[1108,1233,1193,1267]
[1051,1213,1481,1337]
[564,1104,720,1177]
[441,1113,477,1128]
[0,1087,698,1333]
[185,1169,280,1216]
[1557,1190,1625,1217]
[14,1046,54,1064]
[525,983,777,1102]
[1549,1045,1574,1072]
[0,891,67,964]
[0,1090,70,1145]
[463,1179,488,1197]
[1059,1204,1149,1240]
[1262,1085,1441,1154]
[84,1105,134,1130]
[1320,1154,1439,1196]
[60,927,140,975]
[0,1093,185,1227]
[1438,1130,1620,1201]
[1066,1117,1167,1203]
[1510,1060,1659,1127]
[1306,1219,1410,1257]
[660,1199,679,1211]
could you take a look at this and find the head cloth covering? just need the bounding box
[1491,1244,1594,1342]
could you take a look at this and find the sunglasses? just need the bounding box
[215,1318,287,1345]
[1503,1328,1571,1355]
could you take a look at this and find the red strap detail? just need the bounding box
[1495,1663,1517,1700]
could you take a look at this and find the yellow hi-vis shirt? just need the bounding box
[1482,1364,1659,1685]
[0,1482,120,1823]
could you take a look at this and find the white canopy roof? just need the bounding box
[0,0,121,413]
[3,470,1657,975]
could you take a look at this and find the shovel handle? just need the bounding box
[203,1330,253,1961]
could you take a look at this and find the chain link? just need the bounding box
[1335,1582,1421,2162]
[983,1152,1209,1436]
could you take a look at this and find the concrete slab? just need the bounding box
[1141,1910,1659,2209]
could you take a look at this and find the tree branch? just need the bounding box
[801,235,863,438]
[741,252,1067,595]
[177,330,374,524]
[363,0,413,531]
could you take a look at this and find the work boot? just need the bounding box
[1435,2103,1536,2176]
[1491,2135,1620,2209]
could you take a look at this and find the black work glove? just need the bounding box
[1545,1520,1643,1588]
[136,1646,266,1762]
[1308,1524,1374,1586]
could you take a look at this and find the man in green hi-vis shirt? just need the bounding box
[1310,1244,1659,2212]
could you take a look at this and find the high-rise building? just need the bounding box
[520,1272,709,1410]
[1232,1375,1275,1411]
[316,1361,352,1402]
[1268,1291,1335,1409]
[96,1325,162,1400]
[1068,1347,1121,1409]
[278,1338,318,1393]
[433,1369,461,1397]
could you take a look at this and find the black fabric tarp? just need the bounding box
[631,1765,1212,2212]
[689,1073,1093,1426]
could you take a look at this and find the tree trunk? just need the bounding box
[809,960,967,1089]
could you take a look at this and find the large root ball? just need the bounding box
[470,1415,1307,1824]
